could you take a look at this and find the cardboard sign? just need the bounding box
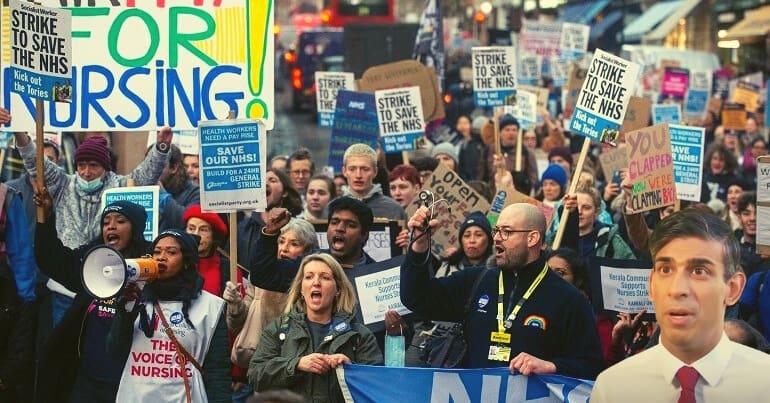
[102,186,160,242]
[569,49,640,143]
[732,81,760,113]
[757,156,770,255]
[405,164,490,256]
[559,22,590,61]
[357,60,444,122]
[517,54,542,86]
[625,123,676,213]
[598,147,629,184]
[199,119,266,213]
[1,0,275,131]
[328,90,379,172]
[661,67,689,99]
[146,130,199,156]
[652,103,682,125]
[472,46,517,107]
[9,0,72,102]
[563,63,587,120]
[352,256,412,330]
[520,20,562,59]
[721,102,747,131]
[707,97,723,116]
[375,86,425,153]
[315,72,356,128]
[669,124,705,202]
[589,256,655,316]
[620,96,652,134]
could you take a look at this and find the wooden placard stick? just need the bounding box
[515,128,523,172]
[227,110,238,283]
[35,99,45,223]
[551,138,590,250]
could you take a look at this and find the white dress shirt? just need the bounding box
[590,333,770,402]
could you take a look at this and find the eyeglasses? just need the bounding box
[290,170,311,177]
[491,226,533,241]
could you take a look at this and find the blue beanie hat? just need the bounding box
[459,211,492,240]
[541,164,568,190]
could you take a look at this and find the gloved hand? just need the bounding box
[223,281,244,315]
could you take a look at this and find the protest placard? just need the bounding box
[405,164,490,256]
[520,20,562,59]
[472,46,517,107]
[9,0,72,102]
[559,22,590,61]
[598,147,629,185]
[588,257,655,316]
[312,220,403,262]
[1,0,276,131]
[375,86,425,153]
[352,256,412,331]
[620,96,652,135]
[102,186,160,242]
[652,103,682,125]
[357,60,444,122]
[145,130,199,156]
[517,84,548,123]
[757,156,770,255]
[550,58,570,87]
[518,54,542,86]
[569,49,640,143]
[683,70,712,121]
[510,90,538,130]
[731,81,760,112]
[328,90,379,173]
[669,124,705,202]
[721,102,747,131]
[199,119,266,212]
[625,123,676,213]
[660,67,689,100]
[713,68,733,100]
[562,63,587,120]
[315,71,355,128]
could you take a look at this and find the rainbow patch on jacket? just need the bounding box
[523,315,547,330]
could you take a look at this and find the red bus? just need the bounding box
[321,0,395,27]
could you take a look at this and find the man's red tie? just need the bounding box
[676,366,700,403]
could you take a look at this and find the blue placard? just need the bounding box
[568,109,619,143]
[328,90,379,173]
[683,89,708,119]
[381,131,424,153]
[652,104,681,125]
[669,124,705,202]
[473,89,516,108]
[103,187,159,242]
[337,365,593,402]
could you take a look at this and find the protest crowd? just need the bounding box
[2,10,770,403]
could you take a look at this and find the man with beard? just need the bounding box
[248,197,375,292]
[400,203,604,378]
[158,144,200,231]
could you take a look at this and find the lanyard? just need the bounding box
[496,262,549,333]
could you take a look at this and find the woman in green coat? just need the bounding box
[248,253,382,402]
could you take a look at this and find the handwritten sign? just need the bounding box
[569,49,640,143]
[328,90,379,173]
[652,103,682,125]
[1,0,275,131]
[405,164,491,256]
[199,119,265,213]
[315,71,355,128]
[620,96,652,135]
[102,186,160,242]
[757,156,770,255]
[375,86,425,153]
[9,0,72,102]
[625,123,675,213]
[559,22,590,61]
[598,147,629,185]
[669,124,704,202]
[472,46,517,107]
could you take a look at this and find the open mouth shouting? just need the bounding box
[105,233,121,246]
[330,234,347,251]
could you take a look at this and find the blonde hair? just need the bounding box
[343,143,377,167]
[284,253,358,315]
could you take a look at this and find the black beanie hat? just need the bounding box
[459,211,492,240]
[327,197,374,234]
[153,229,200,263]
[101,201,147,242]
[499,114,520,130]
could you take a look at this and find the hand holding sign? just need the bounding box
[0,108,10,124]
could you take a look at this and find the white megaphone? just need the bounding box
[81,245,159,299]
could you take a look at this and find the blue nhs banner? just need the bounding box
[199,119,266,213]
[670,124,704,202]
[652,104,682,125]
[102,186,159,242]
[337,365,592,403]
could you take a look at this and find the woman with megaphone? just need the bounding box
[33,187,152,403]
[106,229,226,403]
